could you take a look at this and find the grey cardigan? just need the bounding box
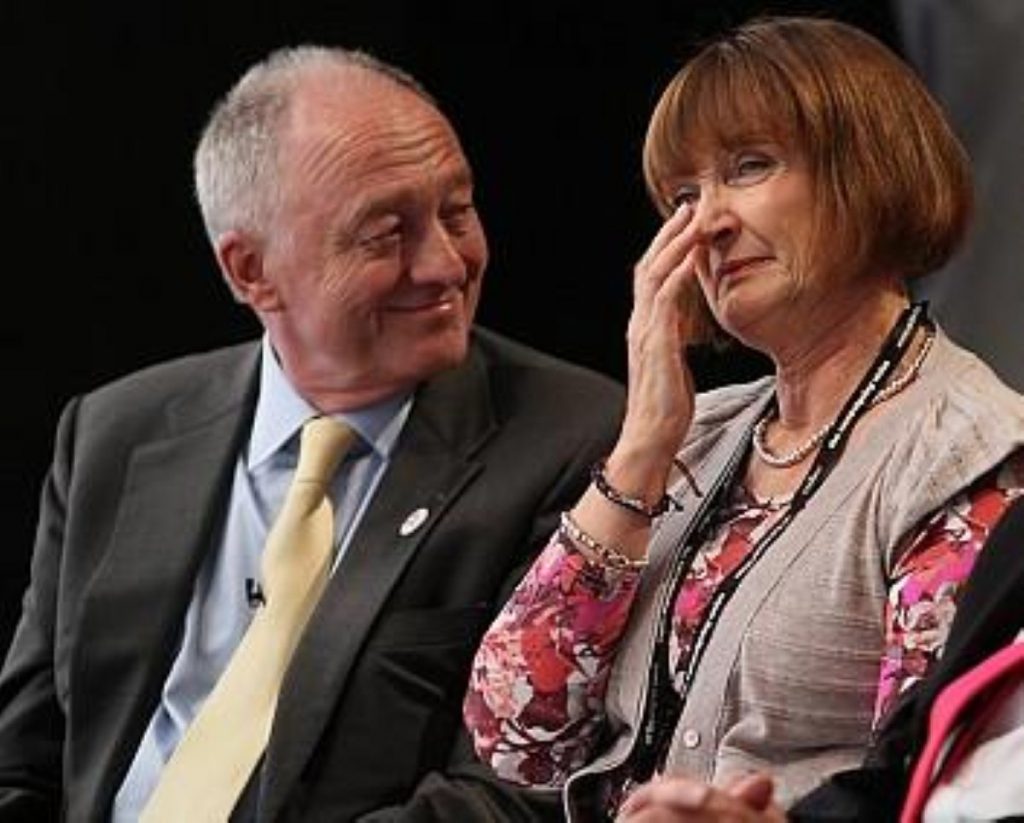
[565,331,1024,818]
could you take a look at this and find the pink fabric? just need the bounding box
[877,475,1022,719]
[900,640,1024,823]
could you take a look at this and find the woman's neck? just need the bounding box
[769,285,909,437]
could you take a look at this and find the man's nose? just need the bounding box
[409,221,466,286]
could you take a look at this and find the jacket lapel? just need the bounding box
[259,344,497,819]
[70,344,259,818]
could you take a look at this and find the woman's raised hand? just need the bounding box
[569,203,705,563]
[612,203,704,496]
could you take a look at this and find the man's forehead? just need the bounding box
[287,117,469,191]
[277,81,473,218]
[285,73,464,168]
[288,66,442,137]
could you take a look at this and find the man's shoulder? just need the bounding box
[78,340,259,420]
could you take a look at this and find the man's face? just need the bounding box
[247,73,488,410]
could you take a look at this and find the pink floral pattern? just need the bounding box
[463,537,641,786]
[465,456,1024,788]
[876,456,1024,719]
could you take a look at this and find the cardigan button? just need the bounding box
[681,728,701,749]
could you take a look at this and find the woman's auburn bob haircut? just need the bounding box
[643,17,973,342]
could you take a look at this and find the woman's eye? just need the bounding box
[670,185,701,210]
[730,154,778,185]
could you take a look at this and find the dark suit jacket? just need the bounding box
[0,327,624,822]
[791,495,1024,822]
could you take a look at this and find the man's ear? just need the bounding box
[215,230,282,311]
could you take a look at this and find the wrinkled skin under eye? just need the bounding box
[669,149,785,211]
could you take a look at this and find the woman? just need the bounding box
[463,16,1024,819]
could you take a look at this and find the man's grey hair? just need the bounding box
[193,46,434,246]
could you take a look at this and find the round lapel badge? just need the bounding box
[399,507,429,537]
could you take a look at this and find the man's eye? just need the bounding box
[441,203,475,235]
[670,185,700,210]
[358,225,401,253]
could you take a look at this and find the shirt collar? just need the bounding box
[247,336,412,470]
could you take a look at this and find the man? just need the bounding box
[615,495,1024,822]
[0,47,623,820]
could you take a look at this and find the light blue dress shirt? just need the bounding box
[112,338,412,821]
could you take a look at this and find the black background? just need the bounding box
[1,1,899,651]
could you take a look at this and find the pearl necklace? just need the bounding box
[752,329,935,469]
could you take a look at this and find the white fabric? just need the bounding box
[924,631,1024,822]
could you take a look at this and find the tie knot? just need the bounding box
[295,416,356,486]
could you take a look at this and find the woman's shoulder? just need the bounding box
[692,375,775,429]
[875,331,1024,555]
[910,329,1024,440]
[882,333,1024,474]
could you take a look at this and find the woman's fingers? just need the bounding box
[619,775,709,817]
[724,773,776,811]
[625,242,699,395]
[633,208,706,355]
[656,246,701,318]
[630,244,701,347]
[615,204,703,483]
[617,775,788,823]
[641,200,697,265]
[636,203,702,294]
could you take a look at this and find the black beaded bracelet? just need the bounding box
[590,459,681,519]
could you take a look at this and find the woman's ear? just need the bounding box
[215,230,282,311]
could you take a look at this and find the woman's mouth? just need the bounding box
[716,256,773,279]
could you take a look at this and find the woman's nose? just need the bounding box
[691,186,740,247]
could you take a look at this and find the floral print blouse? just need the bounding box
[464,455,1024,790]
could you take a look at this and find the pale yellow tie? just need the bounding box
[141,416,356,823]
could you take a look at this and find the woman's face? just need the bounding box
[666,141,826,351]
